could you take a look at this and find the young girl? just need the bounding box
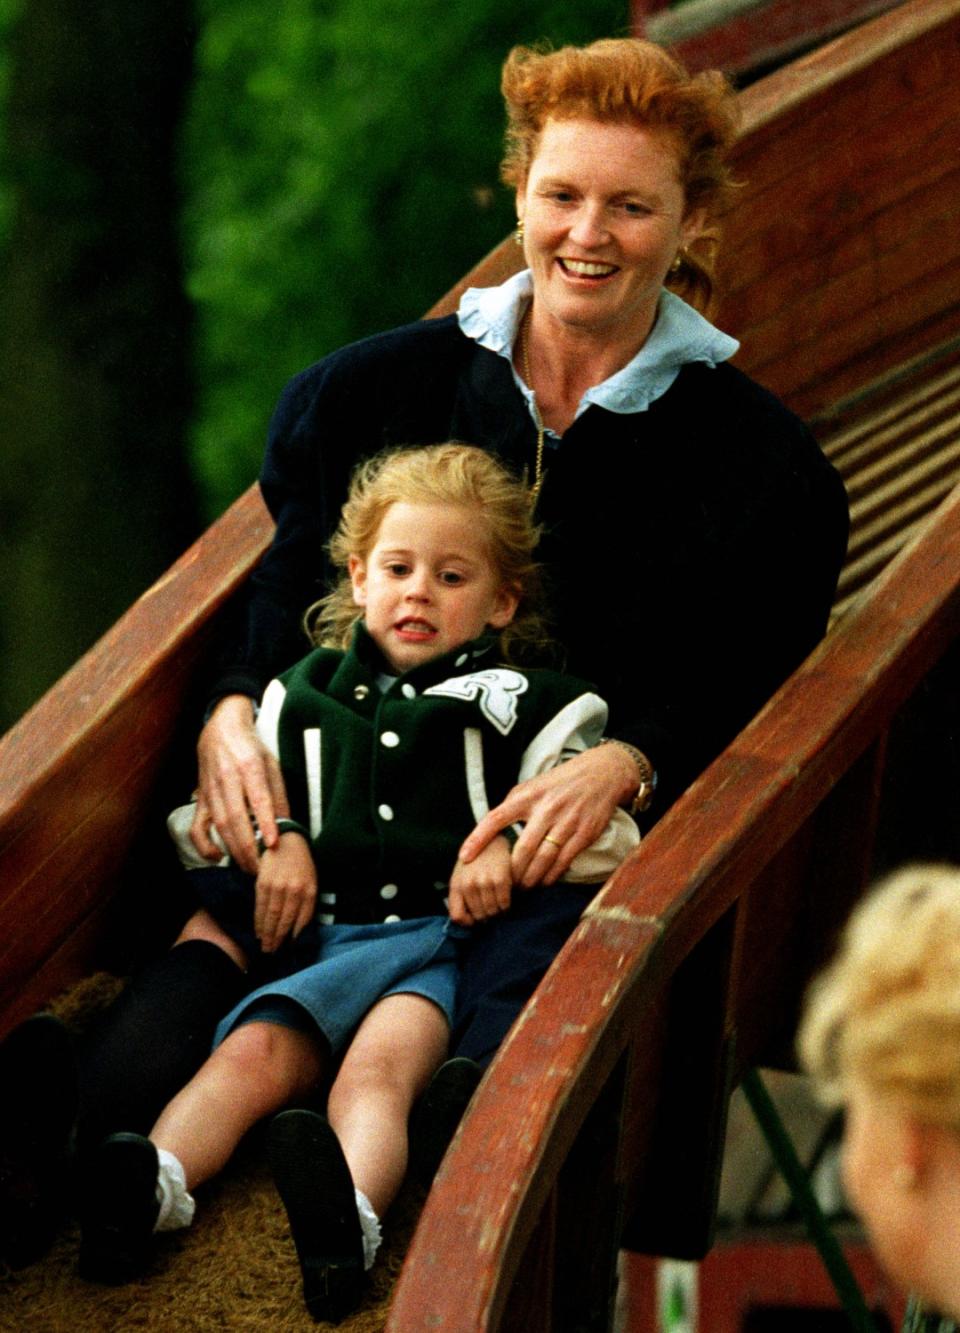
[79,444,639,1321]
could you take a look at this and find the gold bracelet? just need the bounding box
[600,738,657,814]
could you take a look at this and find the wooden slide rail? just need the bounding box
[0,7,957,1323]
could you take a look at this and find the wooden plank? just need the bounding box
[723,154,960,339]
[732,0,960,129]
[0,488,272,1033]
[645,0,900,76]
[718,0,960,411]
[817,341,960,616]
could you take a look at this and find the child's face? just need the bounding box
[349,501,519,674]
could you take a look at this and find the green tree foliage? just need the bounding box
[0,2,626,727]
[182,0,626,514]
[0,0,21,245]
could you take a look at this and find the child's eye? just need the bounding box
[439,571,465,586]
[387,562,409,576]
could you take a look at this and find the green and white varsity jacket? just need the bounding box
[250,625,639,925]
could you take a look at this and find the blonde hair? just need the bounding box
[307,443,551,663]
[799,863,960,1131]
[500,38,740,312]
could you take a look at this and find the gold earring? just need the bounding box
[515,218,525,247]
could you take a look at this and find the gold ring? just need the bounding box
[542,835,562,848]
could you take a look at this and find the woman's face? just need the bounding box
[842,1083,929,1299]
[516,116,704,347]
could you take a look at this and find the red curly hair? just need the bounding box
[501,39,740,310]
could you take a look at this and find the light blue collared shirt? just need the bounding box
[457,269,739,438]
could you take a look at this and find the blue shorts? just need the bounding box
[213,916,468,1056]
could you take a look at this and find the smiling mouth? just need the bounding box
[558,259,619,278]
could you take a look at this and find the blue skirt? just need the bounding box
[213,916,468,1056]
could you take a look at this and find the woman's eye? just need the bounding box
[623,201,650,216]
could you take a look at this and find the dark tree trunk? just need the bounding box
[0,0,198,730]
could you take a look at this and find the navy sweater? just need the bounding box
[209,315,849,814]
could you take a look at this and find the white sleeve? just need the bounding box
[165,802,228,869]
[516,692,610,780]
[165,677,288,871]
[517,692,641,883]
[563,808,640,883]
[255,677,287,760]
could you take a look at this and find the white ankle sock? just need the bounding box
[354,1188,381,1271]
[154,1148,196,1232]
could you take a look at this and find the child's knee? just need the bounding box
[329,1044,422,1114]
[217,1022,321,1098]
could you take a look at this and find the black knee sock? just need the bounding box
[76,940,247,1150]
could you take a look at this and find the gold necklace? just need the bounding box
[519,310,545,502]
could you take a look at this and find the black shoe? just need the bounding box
[78,1132,160,1284]
[268,1109,365,1324]
[409,1056,483,1186]
[0,1013,79,1267]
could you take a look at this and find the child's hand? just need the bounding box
[448,836,513,926]
[254,833,317,953]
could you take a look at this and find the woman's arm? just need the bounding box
[459,740,641,886]
[192,695,291,874]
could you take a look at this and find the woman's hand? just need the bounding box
[254,833,317,954]
[192,694,290,874]
[458,744,640,888]
[448,836,514,925]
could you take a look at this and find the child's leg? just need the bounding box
[174,907,248,971]
[267,995,448,1320]
[327,992,449,1218]
[150,1018,325,1189]
[78,1018,326,1284]
[77,935,248,1150]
